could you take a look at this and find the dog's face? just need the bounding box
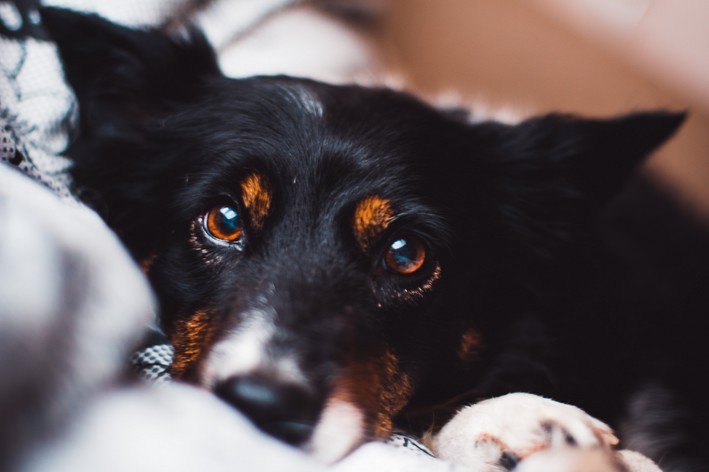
[43,8,683,462]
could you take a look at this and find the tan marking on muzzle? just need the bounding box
[328,349,413,440]
[169,310,215,380]
[353,196,394,251]
[375,350,413,436]
[241,173,271,231]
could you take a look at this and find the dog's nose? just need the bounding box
[215,375,318,445]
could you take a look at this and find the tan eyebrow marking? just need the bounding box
[241,173,271,231]
[353,196,394,251]
[327,349,413,440]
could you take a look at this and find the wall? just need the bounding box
[376,0,709,217]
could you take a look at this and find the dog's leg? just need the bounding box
[425,393,661,472]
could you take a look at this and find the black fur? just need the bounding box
[43,8,709,470]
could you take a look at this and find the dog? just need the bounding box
[42,7,709,471]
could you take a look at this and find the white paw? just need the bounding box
[425,393,619,471]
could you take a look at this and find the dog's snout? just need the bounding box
[215,375,318,445]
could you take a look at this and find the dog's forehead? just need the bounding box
[196,80,441,186]
[203,77,452,158]
[181,77,458,243]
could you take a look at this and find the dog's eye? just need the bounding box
[204,204,244,242]
[383,235,427,275]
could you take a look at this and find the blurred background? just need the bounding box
[369,0,709,218]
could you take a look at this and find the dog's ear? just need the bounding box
[468,111,685,278]
[40,8,221,259]
[41,7,220,138]
[481,111,685,208]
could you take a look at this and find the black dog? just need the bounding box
[43,7,708,470]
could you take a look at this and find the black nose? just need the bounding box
[215,375,319,445]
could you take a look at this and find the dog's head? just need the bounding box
[43,8,684,462]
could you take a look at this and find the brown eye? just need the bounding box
[205,204,243,242]
[383,235,427,275]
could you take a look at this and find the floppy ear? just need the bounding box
[40,8,221,259]
[41,7,220,140]
[471,111,685,277]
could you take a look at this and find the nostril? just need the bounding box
[215,375,318,445]
[221,376,280,411]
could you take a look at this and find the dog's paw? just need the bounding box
[425,393,619,471]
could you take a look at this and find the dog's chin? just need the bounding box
[306,399,367,464]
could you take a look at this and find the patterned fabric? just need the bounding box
[387,434,436,457]
[0,0,75,199]
[132,343,174,384]
[1,125,18,162]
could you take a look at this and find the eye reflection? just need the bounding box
[383,235,427,275]
[204,204,243,242]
